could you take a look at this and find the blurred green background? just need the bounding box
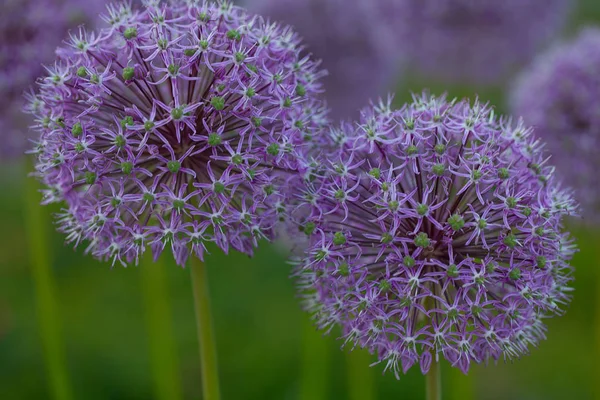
[2,1,600,399]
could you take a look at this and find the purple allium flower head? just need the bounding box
[26,0,328,267]
[246,0,401,120]
[511,28,600,219]
[0,0,107,160]
[292,93,577,377]
[402,0,572,84]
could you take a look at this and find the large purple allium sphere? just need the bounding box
[0,0,107,160]
[246,0,401,120]
[27,0,328,266]
[511,28,600,219]
[292,94,576,376]
[402,0,572,84]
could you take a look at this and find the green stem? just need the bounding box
[140,252,182,400]
[346,349,375,400]
[426,361,442,400]
[449,366,473,400]
[190,257,221,400]
[299,318,330,400]
[24,167,72,400]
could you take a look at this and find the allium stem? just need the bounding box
[140,252,182,400]
[299,318,331,400]
[24,162,72,400]
[190,257,221,400]
[426,362,442,400]
[346,349,375,400]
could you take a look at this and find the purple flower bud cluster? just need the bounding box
[511,28,600,221]
[291,94,576,376]
[402,0,572,84]
[0,0,108,160]
[246,0,402,120]
[27,0,328,266]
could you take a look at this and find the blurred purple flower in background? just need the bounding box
[26,0,328,266]
[292,93,576,376]
[402,0,573,84]
[246,0,403,120]
[0,0,107,160]
[511,28,600,220]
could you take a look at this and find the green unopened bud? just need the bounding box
[226,29,241,41]
[381,233,393,244]
[71,122,83,137]
[303,222,316,236]
[213,182,225,194]
[121,161,133,174]
[509,268,521,280]
[416,203,428,216]
[447,214,465,231]
[432,163,445,176]
[414,232,430,248]
[333,232,346,246]
[114,135,126,148]
[84,171,97,185]
[503,233,518,248]
[171,107,184,120]
[403,256,415,268]
[77,66,87,77]
[296,84,306,96]
[536,256,547,268]
[144,120,155,131]
[434,143,446,154]
[123,26,137,40]
[379,279,391,292]
[267,143,279,156]
[211,96,225,110]
[406,145,418,156]
[369,168,381,179]
[447,264,459,278]
[122,66,135,80]
[498,167,509,179]
[505,197,517,208]
[167,160,181,173]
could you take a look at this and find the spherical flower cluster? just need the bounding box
[511,28,600,220]
[0,0,107,160]
[292,94,576,376]
[402,0,572,84]
[247,0,401,120]
[27,0,328,266]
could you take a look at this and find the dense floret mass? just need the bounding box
[402,0,572,84]
[27,0,328,266]
[247,0,401,120]
[292,94,576,376]
[0,0,107,159]
[511,28,600,219]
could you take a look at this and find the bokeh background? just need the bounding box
[1,0,600,399]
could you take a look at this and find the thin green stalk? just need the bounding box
[299,318,330,400]
[24,168,72,400]
[140,252,182,400]
[190,257,221,400]
[426,361,442,400]
[449,366,474,400]
[346,348,375,400]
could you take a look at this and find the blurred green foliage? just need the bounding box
[2,0,600,399]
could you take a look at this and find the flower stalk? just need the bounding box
[140,252,182,400]
[25,166,72,400]
[190,257,220,400]
[426,362,441,400]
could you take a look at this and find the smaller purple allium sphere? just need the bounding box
[511,28,600,220]
[246,0,401,120]
[291,93,577,377]
[27,0,328,267]
[0,0,107,160]
[402,0,572,84]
